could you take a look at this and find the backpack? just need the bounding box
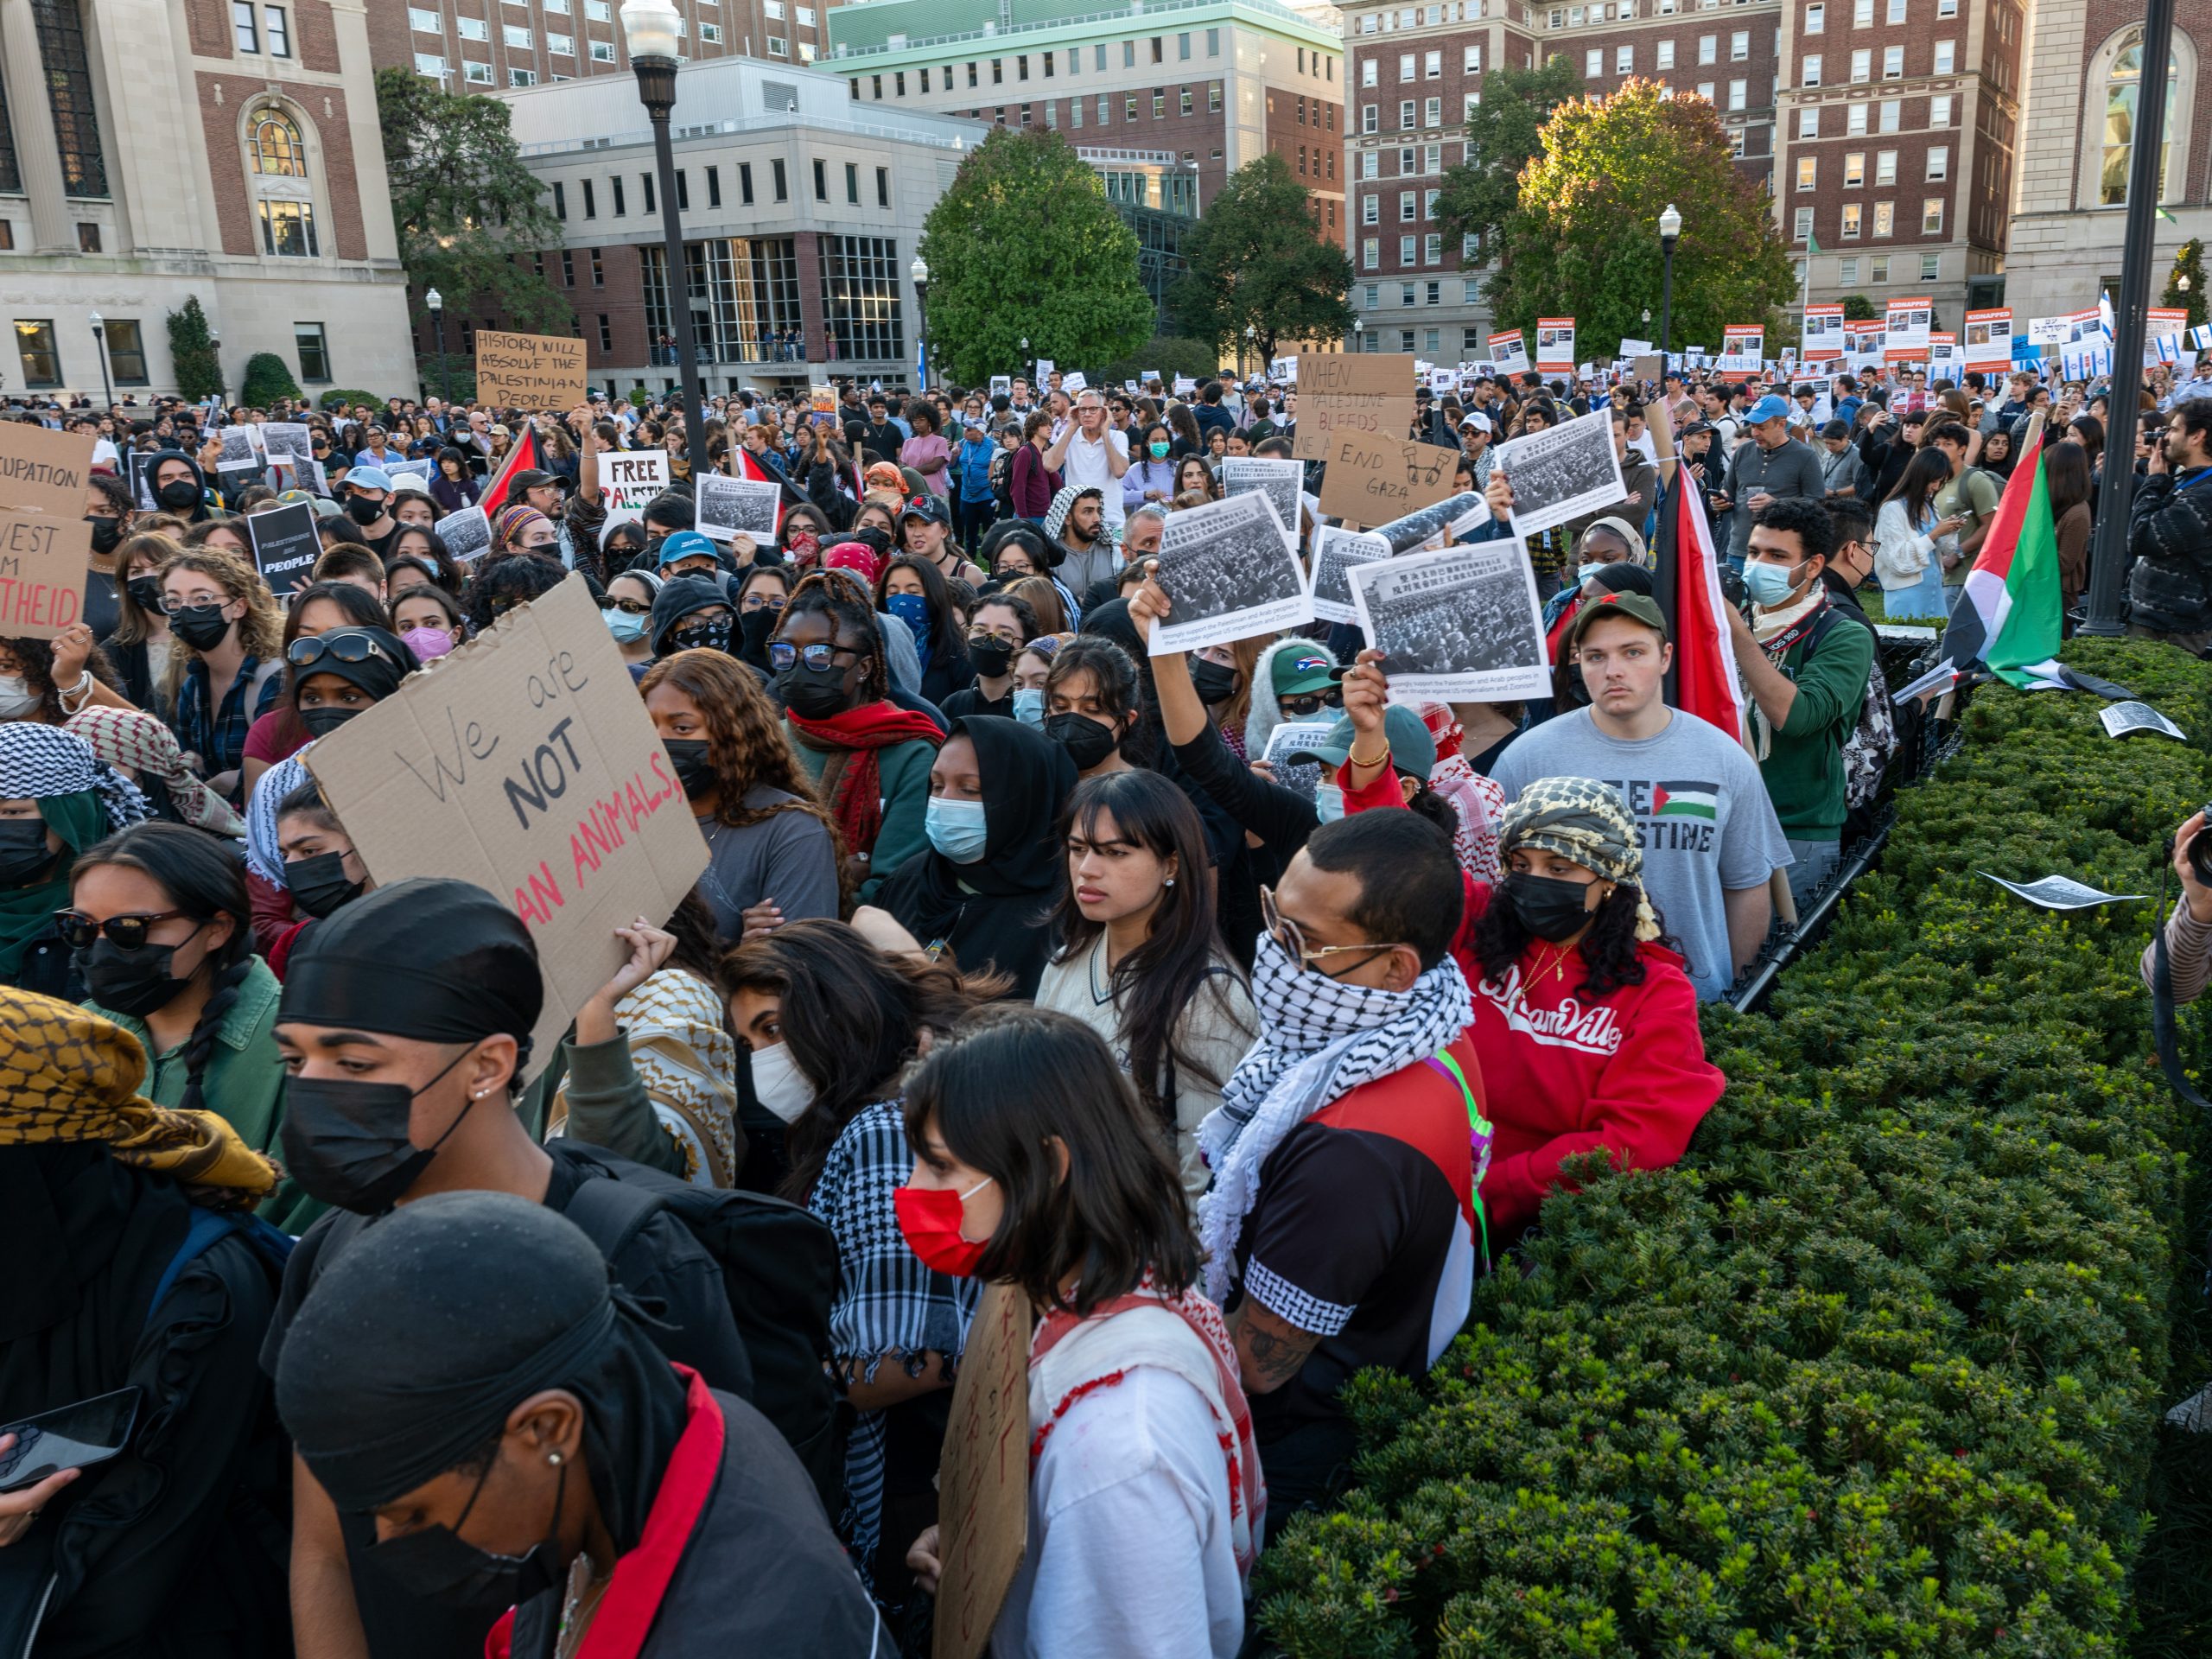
[565,1164,847,1513]
[1805,603,1897,811]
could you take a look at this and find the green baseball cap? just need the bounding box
[1271,646,1338,699]
[1564,588,1669,649]
[1287,706,1437,779]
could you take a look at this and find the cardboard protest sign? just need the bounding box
[0,509,90,639]
[696,474,782,541]
[1535,318,1576,373]
[1884,297,1934,361]
[1963,308,2012,372]
[1630,354,1664,384]
[1316,434,1461,526]
[304,575,709,1078]
[245,502,322,600]
[600,450,671,526]
[0,421,96,519]
[474,329,588,410]
[933,1281,1029,1659]
[1293,354,1419,461]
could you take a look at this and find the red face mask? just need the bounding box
[893,1178,994,1278]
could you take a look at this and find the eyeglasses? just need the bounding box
[159,592,229,616]
[968,626,1021,646]
[1278,690,1344,718]
[741,595,786,613]
[768,641,860,673]
[289,633,399,671]
[55,909,188,951]
[1259,886,1408,976]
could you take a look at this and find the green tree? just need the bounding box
[1096,335,1227,386]
[1169,153,1353,362]
[918,129,1154,385]
[1840,293,1881,321]
[1434,55,1585,270]
[241,353,303,407]
[1483,79,1797,360]
[2165,237,2208,329]
[375,66,574,337]
[165,298,222,403]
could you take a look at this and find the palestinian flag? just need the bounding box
[1654,470,1748,741]
[1942,425,2064,689]
[476,425,542,518]
[1652,782,1719,820]
[730,444,791,530]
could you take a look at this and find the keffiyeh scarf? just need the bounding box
[1497,776,1662,943]
[1197,933,1473,1304]
[65,706,239,836]
[244,749,313,886]
[0,721,150,830]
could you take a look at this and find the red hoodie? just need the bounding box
[1342,763,1724,1244]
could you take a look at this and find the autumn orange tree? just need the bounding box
[1484,78,1796,359]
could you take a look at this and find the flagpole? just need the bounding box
[2080,0,2177,636]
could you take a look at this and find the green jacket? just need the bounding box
[785,721,937,904]
[88,957,324,1233]
[1758,607,1874,840]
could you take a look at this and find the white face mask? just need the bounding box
[1314,782,1345,824]
[747,1039,815,1126]
[0,675,40,720]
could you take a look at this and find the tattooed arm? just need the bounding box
[1229,1298,1324,1396]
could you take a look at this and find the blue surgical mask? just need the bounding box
[1575,561,1610,588]
[1314,783,1345,823]
[887,591,930,641]
[1741,559,1804,607]
[606,607,648,643]
[925,795,989,863]
[1013,686,1045,727]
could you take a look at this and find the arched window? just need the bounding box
[2101,28,2178,205]
[250,107,305,177]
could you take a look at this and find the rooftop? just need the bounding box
[827,0,1341,59]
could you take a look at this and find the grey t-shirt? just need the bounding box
[1488,708,1791,999]
[694,785,841,946]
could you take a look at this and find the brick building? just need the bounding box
[0,0,411,401]
[2007,4,2209,326]
[366,0,831,84]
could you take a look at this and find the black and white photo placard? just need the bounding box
[215,423,264,474]
[1980,873,2145,911]
[696,474,782,542]
[1259,716,1330,804]
[2100,701,2189,742]
[1147,491,1313,656]
[438,505,492,564]
[245,501,321,599]
[1491,408,1625,542]
[1219,457,1305,553]
[1308,526,1394,625]
[262,423,315,468]
[1347,538,1548,699]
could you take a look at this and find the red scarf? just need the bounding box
[785,701,942,858]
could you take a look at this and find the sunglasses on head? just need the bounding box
[55,909,190,951]
[289,633,399,671]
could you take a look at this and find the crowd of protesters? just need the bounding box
[0,334,2193,1657]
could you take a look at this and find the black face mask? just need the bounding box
[1191,659,1240,707]
[156,479,201,512]
[967,638,1015,679]
[738,609,779,654]
[667,617,734,657]
[663,737,715,798]
[344,494,387,526]
[86,517,124,557]
[1499,873,1598,943]
[168,602,233,652]
[286,850,365,920]
[779,661,852,722]
[364,1451,567,1618]
[278,1044,481,1215]
[299,704,364,739]
[124,575,164,614]
[0,819,56,889]
[1045,710,1120,771]
[75,929,205,1018]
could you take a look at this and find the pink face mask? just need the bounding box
[400,625,455,663]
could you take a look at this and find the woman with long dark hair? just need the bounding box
[384,523,468,598]
[100,530,180,716]
[68,820,314,1228]
[429,446,479,512]
[1124,421,1179,512]
[2045,436,2094,609]
[874,553,976,707]
[1174,453,1217,502]
[897,1007,1262,1656]
[641,646,841,944]
[0,723,152,1000]
[1037,771,1256,1198]
[1873,447,1964,620]
[717,920,996,1597]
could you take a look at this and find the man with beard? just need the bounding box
[1044,484,1120,608]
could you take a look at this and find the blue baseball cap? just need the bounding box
[1745,394,1791,426]
[346,466,393,493]
[655,530,721,569]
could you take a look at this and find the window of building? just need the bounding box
[766,37,787,56]
[1617,44,1633,73]
[1853,0,1872,22]
[1838,256,1859,283]
[1208,29,1219,54]
[2099,27,2177,204]
[1179,31,1191,59]
[1362,151,1379,179]
[505,24,532,48]
[698,24,717,43]
[553,180,568,220]
[877,167,891,207]
[413,52,445,76]
[233,0,259,52]
[1363,58,1378,86]
[1843,150,1864,185]
[1363,236,1379,269]
[509,68,537,86]
[1872,200,1893,234]
[73,220,96,252]
[1850,48,1869,81]
[643,173,656,213]
[1586,48,1603,77]
[1400,99,1415,127]
[1399,53,1414,81]
[288,321,328,383]
[1657,40,1675,68]
[1802,54,1821,85]
[598,314,613,352]
[33,1,106,197]
[104,317,149,385]
[1698,35,1717,64]
[1933,39,1955,74]
[409,5,439,30]
[1922,196,1943,233]
[1874,149,1896,184]
[1883,44,1903,77]
[1796,156,1816,190]
[258,200,317,256]
[586,0,608,16]
[737,162,753,204]
[1399,190,1414,220]
[591,248,604,284]
[463,59,493,81]
[1806,2,1823,31]
[1465,44,1481,73]
[1211,82,1223,112]
[1400,234,1416,263]
[1921,251,1940,279]
[1152,35,1164,63]
[1799,106,1820,137]
[1184,87,1195,115]
[1879,98,1899,130]
[1938,0,1956,12]
[582,178,596,217]
[590,41,613,63]
[1930,93,1952,126]
[707,166,721,207]
[1869,254,1889,282]
[1363,195,1379,225]
[1362,104,1378,132]
[1398,329,1414,352]
[1424,95,1440,124]
[820,235,904,361]
[13,321,58,388]
[1793,206,1813,239]
[1423,234,1440,264]
[1847,101,1869,134]
[562,249,575,286]
[772,158,788,200]
[550,32,574,53]
[612,175,626,214]
[458,16,487,40]
[1925,145,1947,181]
[248,107,306,177]
[262,5,289,54]
[1426,49,1441,77]
[813,158,828,200]
[1841,202,1862,235]
[1730,29,1747,59]
[1696,82,1715,103]
[1728,79,1746,109]
[1887,0,1905,19]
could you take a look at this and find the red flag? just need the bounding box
[476,425,541,518]
[1664,477,1747,741]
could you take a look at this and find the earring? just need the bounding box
[547,1451,563,1466]
[1164,876,1175,887]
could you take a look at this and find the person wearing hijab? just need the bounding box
[0,723,152,1001]
[876,715,1076,998]
[274,1192,880,1659]
[0,988,291,1659]
[265,879,762,1659]
[1540,516,1649,665]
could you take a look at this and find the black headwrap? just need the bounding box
[275,1191,688,1552]
[281,878,543,1063]
[289,626,415,709]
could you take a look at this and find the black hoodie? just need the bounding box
[143,448,213,522]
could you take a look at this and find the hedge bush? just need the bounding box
[240,353,302,408]
[1254,638,2212,1658]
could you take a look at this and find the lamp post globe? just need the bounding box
[1656,202,1683,375]
[621,0,706,477]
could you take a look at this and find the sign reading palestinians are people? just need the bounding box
[304,575,709,1079]
[474,329,589,410]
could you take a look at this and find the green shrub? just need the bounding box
[239,353,302,407]
[317,389,390,412]
[1254,638,2212,1657]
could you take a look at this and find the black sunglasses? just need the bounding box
[55,909,189,950]
[289,633,399,671]
[601,596,653,615]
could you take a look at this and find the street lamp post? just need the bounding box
[208,330,222,406]
[88,311,112,410]
[622,0,709,480]
[425,287,448,405]
[1658,203,1681,381]
[1020,336,1030,389]
[1354,316,1364,353]
[910,254,930,391]
[1243,322,1256,381]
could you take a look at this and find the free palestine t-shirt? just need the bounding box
[1487,707,1791,999]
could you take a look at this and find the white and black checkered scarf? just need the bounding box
[0,723,150,831]
[1196,932,1472,1304]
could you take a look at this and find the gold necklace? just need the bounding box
[1509,944,1574,1013]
